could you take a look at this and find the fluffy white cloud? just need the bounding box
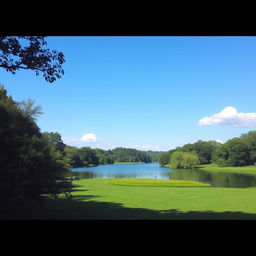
[63,133,97,146]
[198,106,256,127]
[80,133,97,143]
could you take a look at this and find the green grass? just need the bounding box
[107,178,210,187]
[7,178,256,220]
[165,163,256,175]
[198,164,256,175]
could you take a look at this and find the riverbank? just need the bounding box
[164,163,256,175]
[5,178,256,219]
[198,164,256,175]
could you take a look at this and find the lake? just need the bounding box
[71,163,256,188]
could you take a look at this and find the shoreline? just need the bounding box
[164,163,256,175]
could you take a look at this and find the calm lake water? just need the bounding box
[71,163,256,188]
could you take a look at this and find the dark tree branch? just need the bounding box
[0,36,65,83]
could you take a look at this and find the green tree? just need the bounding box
[176,140,221,164]
[43,132,66,153]
[159,152,170,166]
[240,130,256,164]
[78,147,99,166]
[214,138,252,167]
[170,151,200,169]
[0,86,71,216]
[110,147,152,163]
[226,138,252,166]
[64,146,84,167]
[17,99,43,122]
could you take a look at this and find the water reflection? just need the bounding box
[169,168,256,188]
[71,163,170,180]
[71,163,256,188]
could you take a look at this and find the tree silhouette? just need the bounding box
[0,36,65,83]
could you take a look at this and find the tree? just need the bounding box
[78,147,99,166]
[0,86,72,216]
[17,99,43,122]
[226,138,252,166]
[170,151,200,169]
[43,132,66,153]
[64,146,84,168]
[240,130,256,164]
[175,140,221,164]
[0,36,65,83]
[159,152,170,166]
[110,147,153,163]
[214,138,252,167]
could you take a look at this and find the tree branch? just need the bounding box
[0,63,46,72]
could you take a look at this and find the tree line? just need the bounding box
[159,132,256,169]
[64,146,163,168]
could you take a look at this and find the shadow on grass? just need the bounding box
[64,198,256,220]
[3,184,256,220]
[7,194,256,220]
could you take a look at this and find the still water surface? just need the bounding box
[71,163,256,188]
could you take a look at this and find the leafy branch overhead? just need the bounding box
[0,36,65,83]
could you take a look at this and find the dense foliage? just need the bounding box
[159,152,171,166]
[160,132,256,168]
[144,150,164,162]
[170,151,200,169]
[63,146,164,168]
[110,147,151,163]
[174,140,221,164]
[159,141,220,167]
[0,86,72,217]
[213,137,253,167]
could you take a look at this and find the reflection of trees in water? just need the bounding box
[170,169,211,183]
[169,169,256,188]
[72,171,102,179]
[72,171,137,179]
[107,174,137,179]
[73,168,256,188]
[210,172,256,188]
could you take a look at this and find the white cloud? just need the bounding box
[63,133,97,147]
[198,106,256,127]
[80,133,97,143]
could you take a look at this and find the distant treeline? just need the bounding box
[65,145,165,168]
[160,131,256,168]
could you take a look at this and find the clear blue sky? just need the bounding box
[1,36,256,151]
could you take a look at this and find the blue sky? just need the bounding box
[1,36,256,151]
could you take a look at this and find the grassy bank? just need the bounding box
[6,178,256,219]
[198,164,256,175]
[165,163,256,175]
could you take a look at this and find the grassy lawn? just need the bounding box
[7,178,256,220]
